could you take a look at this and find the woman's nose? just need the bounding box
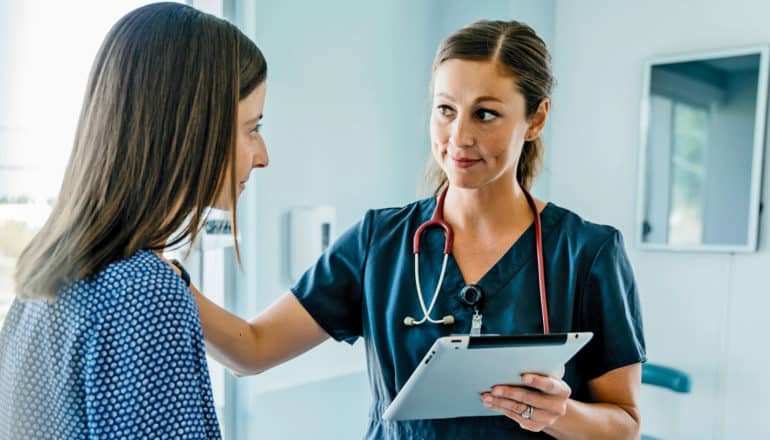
[449,116,475,148]
[253,141,269,168]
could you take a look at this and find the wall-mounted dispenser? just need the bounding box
[289,206,336,282]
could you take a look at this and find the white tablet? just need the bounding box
[382,332,593,421]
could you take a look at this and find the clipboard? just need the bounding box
[382,332,593,421]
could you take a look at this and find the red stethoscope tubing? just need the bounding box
[413,186,550,334]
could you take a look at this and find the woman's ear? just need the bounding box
[525,98,550,141]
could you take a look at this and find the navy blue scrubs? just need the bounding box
[291,197,646,439]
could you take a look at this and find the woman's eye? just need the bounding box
[251,123,263,134]
[476,109,499,122]
[436,105,454,117]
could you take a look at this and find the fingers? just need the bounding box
[480,375,572,430]
[481,392,527,414]
[482,392,553,432]
[521,373,571,398]
[486,385,568,416]
[502,405,546,432]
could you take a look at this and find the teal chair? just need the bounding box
[641,363,691,440]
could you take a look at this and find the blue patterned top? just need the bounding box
[0,250,221,439]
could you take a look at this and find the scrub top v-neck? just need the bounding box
[291,197,646,439]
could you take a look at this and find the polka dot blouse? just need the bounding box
[0,250,221,439]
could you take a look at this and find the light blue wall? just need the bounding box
[240,372,370,440]
[226,1,557,439]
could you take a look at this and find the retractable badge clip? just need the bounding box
[459,284,484,336]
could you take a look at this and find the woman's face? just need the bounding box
[215,81,269,210]
[430,59,547,190]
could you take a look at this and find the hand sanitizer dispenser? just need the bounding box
[290,206,336,281]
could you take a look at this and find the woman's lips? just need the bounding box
[451,156,482,169]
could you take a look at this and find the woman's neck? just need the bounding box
[443,179,535,236]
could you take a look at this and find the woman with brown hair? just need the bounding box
[190,19,645,439]
[0,3,267,438]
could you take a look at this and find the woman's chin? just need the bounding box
[211,189,246,211]
[445,173,484,190]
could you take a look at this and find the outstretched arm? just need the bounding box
[192,287,329,376]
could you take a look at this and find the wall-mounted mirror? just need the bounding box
[637,46,769,252]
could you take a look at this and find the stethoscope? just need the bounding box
[403,186,551,335]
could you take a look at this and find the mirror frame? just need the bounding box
[636,45,769,253]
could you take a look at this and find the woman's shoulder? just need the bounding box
[66,250,193,319]
[544,202,625,256]
[347,198,434,247]
[365,197,433,228]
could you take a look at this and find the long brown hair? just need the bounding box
[426,20,553,195]
[14,3,266,300]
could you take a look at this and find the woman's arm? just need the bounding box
[482,363,641,440]
[192,285,329,376]
[543,363,641,439]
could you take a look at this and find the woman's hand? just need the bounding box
[481,373,571,432]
